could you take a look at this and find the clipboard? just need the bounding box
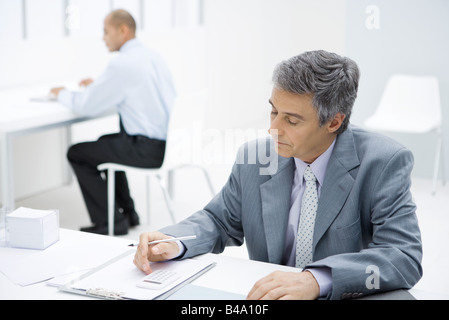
[59,249,216,300]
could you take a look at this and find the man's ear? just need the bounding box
[119,24,129,36]
[327,113,345,133]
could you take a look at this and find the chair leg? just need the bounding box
[155,174,176,224]
[198,166,216,196]
[170,164,216,197]
[432,131,444,195]
[441,134,446,186]
[146,175,151,226]
[107,168,116,236]
[167,170,175,199]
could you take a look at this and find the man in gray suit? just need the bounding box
[133,50,423,300]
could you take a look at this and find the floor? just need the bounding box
[14,165,449,299]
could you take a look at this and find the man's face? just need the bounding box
[103,16,122,52]
[268,87,337,163]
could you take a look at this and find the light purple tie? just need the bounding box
[295,166,318,268]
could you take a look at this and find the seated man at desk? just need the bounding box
[133,50,423,300]
[50,10,176,235]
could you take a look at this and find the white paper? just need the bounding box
[0,229,129,286]
[69,251,215,300]
[7,207,59,249]
[8,207,54,219]
[46,269,91,287]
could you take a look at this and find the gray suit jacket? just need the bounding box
[160,125,423,299]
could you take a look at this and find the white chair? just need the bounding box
[98,91,216,236]
[97,163,176,236]
[364,74,445,194]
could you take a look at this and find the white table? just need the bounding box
[1,228,444,301]
[0,228,299,300]
[0,83,112,210]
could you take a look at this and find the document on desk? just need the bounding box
[60,250,216,300]
[0,229,129,286]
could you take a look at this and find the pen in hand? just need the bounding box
[128,235,196,247]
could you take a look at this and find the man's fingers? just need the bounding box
[133,254,152,274]
[150,242,179,260]
[133,232,180,274]
[247,271,320,300]
[247,273,276,300]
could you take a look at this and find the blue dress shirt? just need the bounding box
[58,38,176,140]
[281,138,336,297]
[175,138,336,297]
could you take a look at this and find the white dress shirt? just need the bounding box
[58,38,176,140]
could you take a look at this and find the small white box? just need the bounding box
[7,207,59,250]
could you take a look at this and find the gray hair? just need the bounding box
[272,50,360,134]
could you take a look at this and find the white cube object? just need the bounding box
[7,207,59,250]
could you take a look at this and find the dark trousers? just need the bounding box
[67,130,166,226]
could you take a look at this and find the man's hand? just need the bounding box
[79,78,94,87]
[49,87,66,97]
[246,270,320,300]
[133,231,181,275]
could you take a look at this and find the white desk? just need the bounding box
[0,228,299,300]
[1,228,443,301]
[0,83,112,210]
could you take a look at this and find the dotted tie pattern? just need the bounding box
[295,166,318,269]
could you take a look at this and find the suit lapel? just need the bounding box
[313,127,360,249]
[260,156,294,264]
[258,127,360,263]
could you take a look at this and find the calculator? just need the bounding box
[137,269,181,290]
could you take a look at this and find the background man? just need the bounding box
[50,9,176,235]
[133,50,422,299]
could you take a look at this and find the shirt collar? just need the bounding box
[294,138,337,187]
[119,38,139,52]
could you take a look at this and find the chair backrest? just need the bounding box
[369,74,442,132]
[162,90,207,168]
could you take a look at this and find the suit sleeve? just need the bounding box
[308,147,423,300]
[159,146,246,258]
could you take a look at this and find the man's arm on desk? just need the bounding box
[49,58,124,116]
[246,270,320,300]
[133,230,322,300]
[49,78,92,97]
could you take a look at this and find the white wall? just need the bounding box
[202,0,347,131]
[4,0,446,205]
[0,0,206,202]
[345,0,449,180]
[1,0,349,204]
